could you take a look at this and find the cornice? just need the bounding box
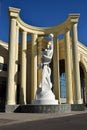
[9,7,80,35]
[0,40,8,49]
[78,41,87,52]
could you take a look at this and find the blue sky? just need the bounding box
[0,0,87,45]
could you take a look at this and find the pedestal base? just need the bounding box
[5,104,85,113]
[32,99,58,105]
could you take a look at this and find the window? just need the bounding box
[60,60,66,98]
[0,63,7,71]
[0,56,4,63]
[0,77,7,105]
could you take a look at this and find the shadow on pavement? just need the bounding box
[0,113,87,130]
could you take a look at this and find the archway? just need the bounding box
[0,77,7,105]
[80,63,86,104]
[60,59,66,103]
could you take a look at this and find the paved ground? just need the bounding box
[0,111,87,130]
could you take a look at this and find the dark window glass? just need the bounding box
[59,60,66,98]
[18,64,20,71]
[0,63,7,71]
[0,77,7,105]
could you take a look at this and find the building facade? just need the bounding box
[0,7,87,109]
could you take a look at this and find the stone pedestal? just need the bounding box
[32,100,58,105]
[32,89,58,105]
[32,65,58,105]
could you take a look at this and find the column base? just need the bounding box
[74,99,82,104]
[5,105,21,113]
[66,100,74,104]
[6,100,16,105]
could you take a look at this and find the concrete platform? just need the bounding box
[5,104,85,113]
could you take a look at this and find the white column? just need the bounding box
[31,34,38,102]
[20,31,27,104]
[53,34,60,103]
[26,37,31,104]
[72,23,82,104]
[14,26,19,103]
[37,38,42,87]
[85,72,87,104]
[64,29,73,104]
[6,18,17,105]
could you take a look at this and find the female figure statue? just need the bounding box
[32,34,58,105]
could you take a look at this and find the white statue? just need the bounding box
[32,34,58,105]
[41,33,54,65]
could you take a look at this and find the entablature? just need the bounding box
[9,7,80,36]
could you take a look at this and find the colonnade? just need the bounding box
[6,7,82,105]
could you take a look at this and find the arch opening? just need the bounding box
[80,63,86,104]
[60,59,66,103]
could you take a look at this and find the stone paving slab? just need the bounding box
[0,119,16,126]
[0,111,87,126]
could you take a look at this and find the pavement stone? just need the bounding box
[0,111,87,126]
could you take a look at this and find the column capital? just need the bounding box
[64,27,70,33]
[22,30,27,34]
[31,33,37,37]
[9,7,20,19]
[37,37,43,42]
[16,25,19,29]
[69,14,80,24]
[53,33,58,38]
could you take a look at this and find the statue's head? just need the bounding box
[49,33,54,38]
[47,42,51,48]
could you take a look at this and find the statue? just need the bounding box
[41,33,54,65]
[32,34,58,105]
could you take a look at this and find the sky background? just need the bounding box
[0,0,87,46]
